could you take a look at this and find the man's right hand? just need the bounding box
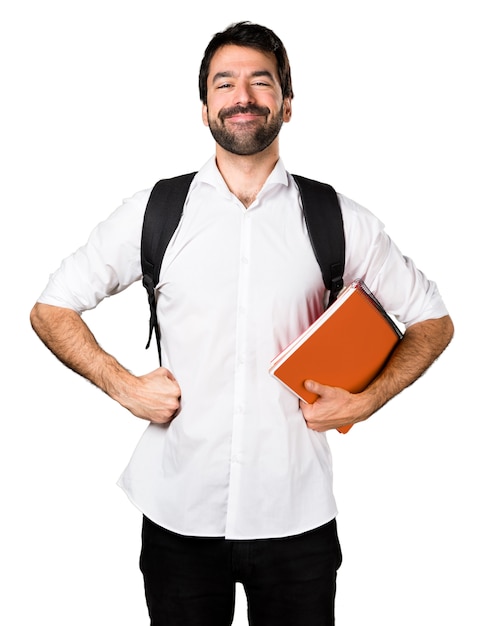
[118,367,182,424]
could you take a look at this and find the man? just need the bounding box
[31,21,453,626]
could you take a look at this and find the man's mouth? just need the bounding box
[226,113,262,123]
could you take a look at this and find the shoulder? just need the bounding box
[336,192,383,225]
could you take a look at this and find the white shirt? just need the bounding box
[38,157,449,539]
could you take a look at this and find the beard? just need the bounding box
[207,104,284,156]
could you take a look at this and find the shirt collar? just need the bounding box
[192,156,289,198]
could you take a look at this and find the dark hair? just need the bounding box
[198,21,294,104]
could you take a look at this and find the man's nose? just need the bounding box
[234,82,255,106]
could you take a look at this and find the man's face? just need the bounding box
[202,45,292,156]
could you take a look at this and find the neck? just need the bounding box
[215,142,280,208]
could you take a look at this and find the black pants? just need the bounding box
[140,516,342,626]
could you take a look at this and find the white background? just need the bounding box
[1,1,477,624]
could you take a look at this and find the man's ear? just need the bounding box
[202,103,209,127]
[283,98,292,123]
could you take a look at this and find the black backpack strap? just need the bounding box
[292,174,345,308]
[141,172,196,363]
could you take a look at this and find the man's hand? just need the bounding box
[116,367,181,424]
[300,381,363,432]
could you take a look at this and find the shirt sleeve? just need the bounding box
[339,193,449,328]
[37,188,151,313]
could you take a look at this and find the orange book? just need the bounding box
[269,280,403,433]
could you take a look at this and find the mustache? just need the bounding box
[219,105,270,121]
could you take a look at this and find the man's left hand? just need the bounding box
[300,380,363,432]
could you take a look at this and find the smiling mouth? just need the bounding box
[225,113,263,122]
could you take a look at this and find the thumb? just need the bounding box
[304,379,330,396]
[156,366,178,382]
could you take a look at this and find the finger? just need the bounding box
[164,368,178,382]
[304,379,329,395]
[155,368,181,395]
[155,366,176,382]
